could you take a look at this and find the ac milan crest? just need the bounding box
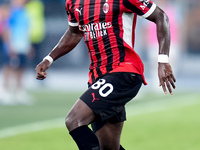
[103,0,109,14]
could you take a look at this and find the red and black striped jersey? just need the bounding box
[66,0,156,84]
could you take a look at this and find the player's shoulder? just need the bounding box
[65,0,73,11]
[66,0,72,6]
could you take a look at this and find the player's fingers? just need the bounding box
[165,78,173,95]
[36,76,46,80]
[35,63,48,73]
[36,74,45,79]
[37,71,46,76]
[171,74,176,82]
[36,72,47,80]
[160,79,167,94]
[168,76,176,89]
[35,65,42,72]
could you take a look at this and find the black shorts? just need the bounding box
[80,72,143,132]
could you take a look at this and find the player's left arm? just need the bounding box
[146,6,176,94]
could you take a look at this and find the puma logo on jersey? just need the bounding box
[75,8,82,15]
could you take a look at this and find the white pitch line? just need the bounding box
[0,118,64,139]
[0,94,199,139]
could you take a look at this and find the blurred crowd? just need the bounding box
[0,0,45,105]
[0,0,200,105]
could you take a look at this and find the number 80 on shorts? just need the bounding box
[91,79,114,97]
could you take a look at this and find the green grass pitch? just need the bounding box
[0,91,200,150]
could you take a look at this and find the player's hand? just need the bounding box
[158,63,176,95]
[35,60,51,80]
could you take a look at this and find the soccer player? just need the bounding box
[35,0,176,149]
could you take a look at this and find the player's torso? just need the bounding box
[67,0,153,84]
[68,0,140,80]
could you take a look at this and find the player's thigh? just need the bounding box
[65,99,95,131]
[95,121,124,150]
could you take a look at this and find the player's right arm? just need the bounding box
[35,25,82,80]
[146,7,176,94]
[123,0,176,94]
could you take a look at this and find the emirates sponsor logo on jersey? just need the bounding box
[79,22,112,40]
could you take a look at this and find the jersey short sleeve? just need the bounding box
[66,0,79,26]
[123,0,156,18]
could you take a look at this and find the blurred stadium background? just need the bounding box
[0,0,200,149]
